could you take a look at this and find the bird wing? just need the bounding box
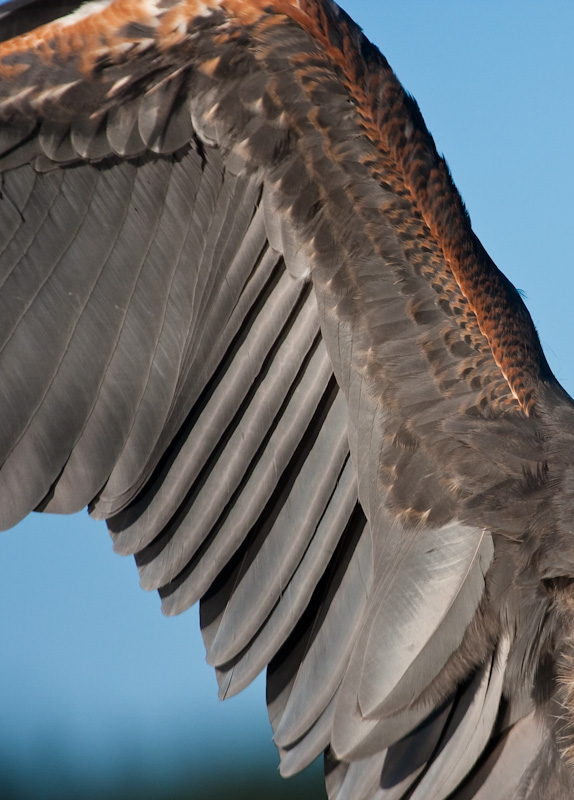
[0,1,568,797]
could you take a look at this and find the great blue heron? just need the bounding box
[1,2,572,798]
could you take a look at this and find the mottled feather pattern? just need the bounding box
[0,0,555,409]
[2,1,574,799]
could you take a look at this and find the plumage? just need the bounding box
[1,1,574,798]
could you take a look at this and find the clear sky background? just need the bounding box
[1,1,574,798]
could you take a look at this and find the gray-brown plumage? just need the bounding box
[1,1,573,798]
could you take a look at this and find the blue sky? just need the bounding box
[1,1,574,795]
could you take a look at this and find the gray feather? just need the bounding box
[410,637,510,800]
[273,520,372,747]
[357,525,493,719]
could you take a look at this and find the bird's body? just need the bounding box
[1,1,573,797]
